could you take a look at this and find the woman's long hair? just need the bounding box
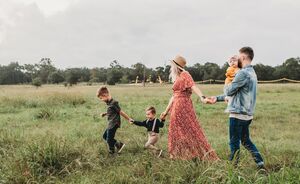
[169,61,184,83]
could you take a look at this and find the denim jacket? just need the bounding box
[217,65,257,116]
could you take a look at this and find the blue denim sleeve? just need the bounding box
[225,70,248,96]
[216,94,226,102]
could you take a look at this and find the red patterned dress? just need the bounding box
[168,71,219,160]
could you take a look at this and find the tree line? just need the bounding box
[0,57,299,86]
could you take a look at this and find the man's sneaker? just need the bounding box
[116,142,125,153]
[157,150,163,158]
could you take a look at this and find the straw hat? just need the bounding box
[172,55,187,70]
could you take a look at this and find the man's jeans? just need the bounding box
[229,118,264,166]
[103,125,119,153]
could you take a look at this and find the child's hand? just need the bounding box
[129,118,134,124]
[100,113,107,117]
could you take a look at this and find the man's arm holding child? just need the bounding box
[225,71,248,96]
[207,71,249,104]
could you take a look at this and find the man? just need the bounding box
[208,47,266,170]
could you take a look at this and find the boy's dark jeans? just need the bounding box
[103,125,120,153]
[229,118,264,166]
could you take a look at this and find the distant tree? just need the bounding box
[283,58,300,80]
[65,68,82,85]
[131,63,147,81]
[219,62,229,80]
[32,77,42,88]
[90,67,107,83]
[23,64,38,82]
[203,62,222,80]
[254,64,275,80]
[163,65,171,82]
[155,67,164,77]
[36,58,56,83]
[107,60,123,85]
[79,67,91,82]
[0,57,300,85]
[48,71,65,84]
[0,62,29,84]
[120,67,134,83]
[149,70,158,83]
[186,63,205,81]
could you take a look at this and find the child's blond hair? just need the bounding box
[146,106,156,114]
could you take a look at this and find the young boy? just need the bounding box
[97,86,132,155]
[130,106,164,157]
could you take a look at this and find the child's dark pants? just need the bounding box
[103,125,119,153]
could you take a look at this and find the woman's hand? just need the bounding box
[160,111,168,120]
[200,96,207,104]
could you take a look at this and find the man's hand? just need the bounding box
[206,96,217,104]
[224,96,229,103]
[100,113,107,117]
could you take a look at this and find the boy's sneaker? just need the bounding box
[116,142,125,153]
[108,150,116,157]
[157,149,163,158]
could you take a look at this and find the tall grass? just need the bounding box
[0,92,86,109]
[0,84,299,183]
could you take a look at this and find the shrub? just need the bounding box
[32,77,42,88]
[34,108,56,120]
[17,139,86,182]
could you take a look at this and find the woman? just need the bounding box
[160,55,219,160]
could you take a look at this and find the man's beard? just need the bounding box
[238,59,243,68]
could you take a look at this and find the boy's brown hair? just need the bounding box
[146,106,156,114]
[97,86,109,97]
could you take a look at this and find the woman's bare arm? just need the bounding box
[160,96,174,119]
[191,85,207,103]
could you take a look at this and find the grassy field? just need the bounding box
[0,84,299,184]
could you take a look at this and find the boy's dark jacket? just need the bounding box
[133,118,164,133]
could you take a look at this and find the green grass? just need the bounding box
[0,84,299,184]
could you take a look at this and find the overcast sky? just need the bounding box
[0,0,299,69]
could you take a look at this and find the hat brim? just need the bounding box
[171,60,185,71]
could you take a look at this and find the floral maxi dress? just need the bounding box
[168,71,219,160]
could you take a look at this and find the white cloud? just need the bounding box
[9,0,80,16]
[0,0,299,68]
